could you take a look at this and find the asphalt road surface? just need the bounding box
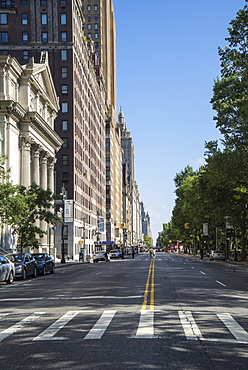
[0,252,248,370]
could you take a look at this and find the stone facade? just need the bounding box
[0,52,62,252]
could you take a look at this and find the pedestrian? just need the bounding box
[200,248,204,260]
[121,248,124,259]
[150,248,155,261]
[132,248,135,259]
[104,251,109,262]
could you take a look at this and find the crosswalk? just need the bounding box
[0,309,247,344]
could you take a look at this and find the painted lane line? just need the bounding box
[133,310,158,338]
[84,310,116,340]
[179,311,203,341]
[96,272,102,275]
[0,295,143,302]
[216,280,226,287]
[0,312,46,342]
[191,266,194,269]
[200,271,206,275]
[217,313,248,342]
[33,311,82,341]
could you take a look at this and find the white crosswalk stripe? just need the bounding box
[0,310,247,344]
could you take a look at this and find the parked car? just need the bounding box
[209,250,225,261]
[109,249,121,258]
[31,253,55,275]
[5,253,37,279]
[0,255,15,284]
[93,251,109,262]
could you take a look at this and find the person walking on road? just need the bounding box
[132,247,135,259]
[200,248,204,260]
[150,248,156,261]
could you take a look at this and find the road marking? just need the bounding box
[191,266,194,269]
[216,280,226,287]
[133,310,158,338]
[179,311,203,340]
[33,311,82,341]
[84,310,116,340]
[0,295,143,302]
[200,271,206,275]
[141,259,155,311]
[96,272,102,275]
[0,312,45,342]
[217,313,248,342]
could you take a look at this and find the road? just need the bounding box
[0,252,248,369]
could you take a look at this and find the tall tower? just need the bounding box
[0,0,107,258]
[83,0,122,245]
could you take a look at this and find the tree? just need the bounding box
[0,156,61,251]
[211,1,248,151]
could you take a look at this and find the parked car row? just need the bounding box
[0,252,55,284]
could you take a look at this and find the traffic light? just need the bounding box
[184,223,190,229]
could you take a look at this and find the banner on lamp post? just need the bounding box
[64,200,73,222]
[203,223,208,236]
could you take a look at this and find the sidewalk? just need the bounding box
[174,252,248,267]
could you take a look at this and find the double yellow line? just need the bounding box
[141,259,155,311]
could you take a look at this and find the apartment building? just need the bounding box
[82,0,123,246]
[0,0,107,258]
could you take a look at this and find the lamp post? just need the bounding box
[60,184,66,264]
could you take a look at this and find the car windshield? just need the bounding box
[32,254,45,261]
[7,254,24,263]
[111,250,118,253]
[214,251,224,254]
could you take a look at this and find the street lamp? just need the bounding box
[60,184,66,264]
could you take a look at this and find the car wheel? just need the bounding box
[41,266,46,276]
[6,271,14,284]
[33,267,37,278]
[22,269,27,280]
[50,265,55,274]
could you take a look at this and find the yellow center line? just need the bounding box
[141,259,155,311]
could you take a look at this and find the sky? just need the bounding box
[113,0,246,243]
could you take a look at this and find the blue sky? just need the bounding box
[114,0,246,242]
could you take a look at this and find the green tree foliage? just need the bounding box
[0,156,61,251]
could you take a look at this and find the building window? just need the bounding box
[62,138,68,148]
[94,42,98,49]
[61,50,67,60]
[62,172,68,183]
[60,13,66,24]
[41,32,48,42]
[40,0,47,5]
[61,85,68,94]
[62,120,68,131]
[87,5,91,11]
[61,31,67,42]
[87,15,91,21]
[0,32,8,42]
[94,5,98,10]
[22,50,29,60]
[62,102,68,113]
[41,14,47,25]
[94,15,99,21]
[21,0,27,4]
[0,50,8,55]
[21,13,28,25]
[87,33,91,39]
[60,0,66,5]
[22,32,28,43]
[61,67,68,78]
[0,14,7,24]
[87,24,91,29]
[1,0,15,7]
[62,155,68,166]
[94,33,98,39]
[94,23,98,30]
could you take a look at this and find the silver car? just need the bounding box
[210,250,225,261]
[0,255,15,284]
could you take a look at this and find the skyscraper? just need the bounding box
[0,0,108,258]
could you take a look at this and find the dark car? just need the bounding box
[31,253,55,275]
[0,255,15,284]
[5,253,37,280]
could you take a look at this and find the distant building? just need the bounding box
[140,201,152,240]
[0,53,62,252]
